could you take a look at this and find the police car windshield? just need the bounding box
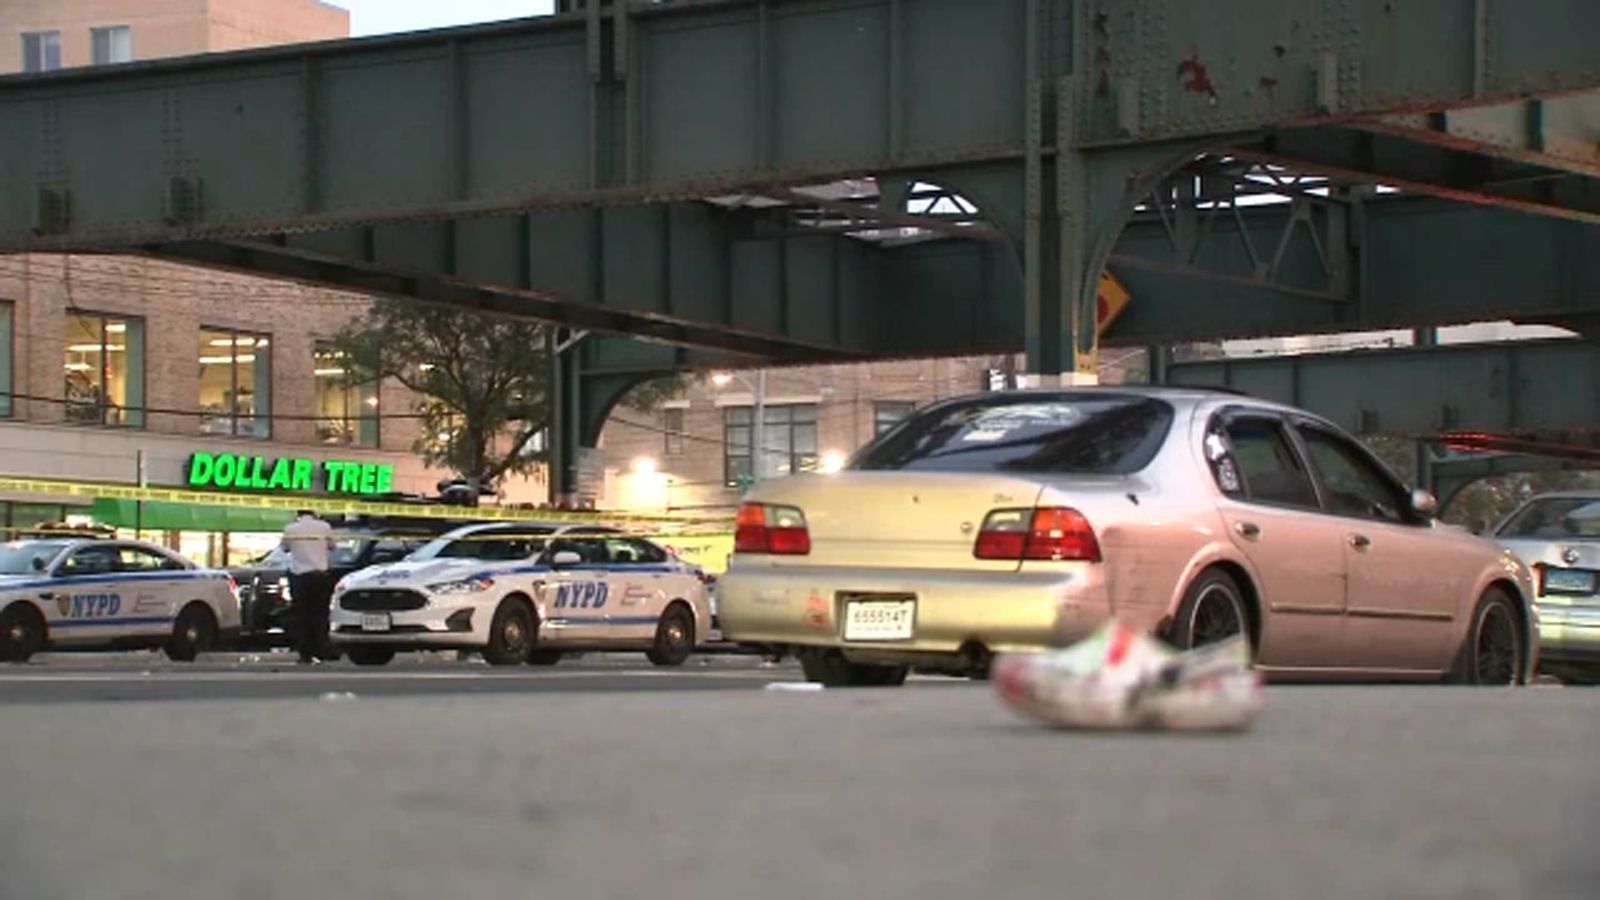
[409,528,555,562]
[0,541,69,575]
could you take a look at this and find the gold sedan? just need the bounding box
[718,389,1537,686]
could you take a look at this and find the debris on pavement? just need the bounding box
[993,621,1263,732]
[319,691,359,702]
[765,682,825,693]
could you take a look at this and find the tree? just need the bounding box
[333,299,689,490]
[332,300,553,489]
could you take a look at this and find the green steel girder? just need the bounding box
[1107,195,1600,344]
[141,200,1023,361]
[2,0,1597,251]
[1242,127,1600,226]
[138,190,1600,359]
[1165,338,1600,440]
[1079,0,1600,146]
[1362,92,1600,181]
[0,0,1032,249]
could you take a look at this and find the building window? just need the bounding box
[1,502,69,539]
[0,301,12,418]
[663,408,685,456]
[313,343,378,447]
[724,404,818,484]
[199,328,270,438]
[874,401,915,436]
[90,26,133,65]
[64,314,144,428]
[22,32,61,73]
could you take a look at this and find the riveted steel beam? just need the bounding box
[138,198,1022,362]
[1108,195,1600,345]
[1242,127,1600,226]
[1359,92,1600,180]
[1079,0,1600,147]
[1166,338,1600,439]
[0,0,1032,250]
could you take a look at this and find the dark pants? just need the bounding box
[289,571,332,660]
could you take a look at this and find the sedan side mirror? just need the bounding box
[1410,488,1440,519]
[31,556,47,572]
[550,550,583,567]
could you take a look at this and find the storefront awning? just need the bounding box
[91,498,295,533]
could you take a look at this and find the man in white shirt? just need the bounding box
[282,509,335,664]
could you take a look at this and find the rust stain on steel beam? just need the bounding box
[1177,55,1218,100]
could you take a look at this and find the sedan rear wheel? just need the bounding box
[798,650,909,687]
[1168,569,1250,651]
[1452,589,1524,685]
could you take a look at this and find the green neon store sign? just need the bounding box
[186,453,394,496]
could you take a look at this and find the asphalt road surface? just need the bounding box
[0,654,1596,900]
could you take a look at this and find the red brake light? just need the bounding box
[734,503,811,556]
[974,507,1100,562]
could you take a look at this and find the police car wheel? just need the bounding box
[0,604,47,663]
[646,604,695,667]
[164,604,218,663]
[526,649,563,666]
[347,646,395,667]
[484,597,535,666]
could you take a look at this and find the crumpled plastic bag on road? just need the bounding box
[993,621,1263,732]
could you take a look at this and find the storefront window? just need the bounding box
[0,502,71,538]
[313,342,378,447]
[64,314,144,428]
[1,301,13,418]
[199,328,271,438]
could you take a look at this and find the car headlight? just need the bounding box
[426,576,496,595]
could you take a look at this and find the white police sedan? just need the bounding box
[0,538,241,663]
[328,521,713,667]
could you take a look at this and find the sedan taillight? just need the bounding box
[973,507,1101,562]
[734,503,811,555]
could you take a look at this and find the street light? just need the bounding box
[710,368,768,482]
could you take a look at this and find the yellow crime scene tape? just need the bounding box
[0,475,738,571]
[0,474,722,527]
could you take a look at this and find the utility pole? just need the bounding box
[752,369,768,480]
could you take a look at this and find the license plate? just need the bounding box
[843,600,916,641]
[1544,567,1596,595]
[360,613,392,632]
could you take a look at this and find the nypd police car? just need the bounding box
[0,538,241,663]
[329,521,713,667]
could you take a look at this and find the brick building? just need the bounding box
[595,351,1150,514]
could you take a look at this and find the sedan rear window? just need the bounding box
[851,394,1173,474]
[1498,498,1600,540]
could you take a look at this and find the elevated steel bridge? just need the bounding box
[1,0,1598,497]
